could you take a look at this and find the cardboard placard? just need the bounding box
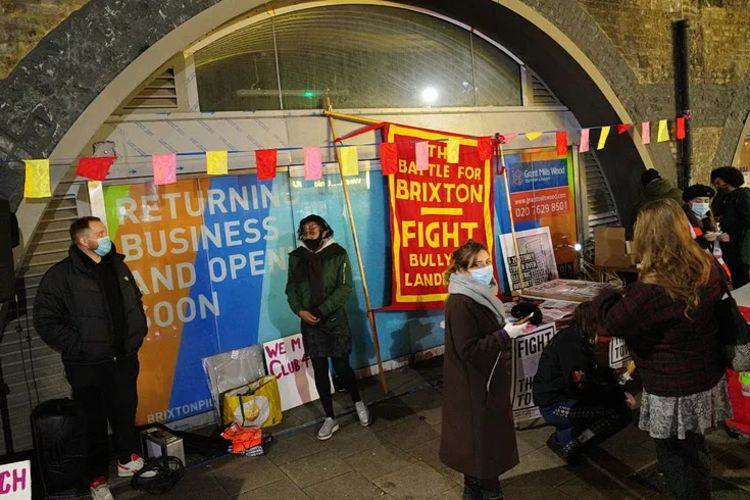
[263,334,333,411]
[511,323,557,422]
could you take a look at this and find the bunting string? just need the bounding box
[19,114,689,197]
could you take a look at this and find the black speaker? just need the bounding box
[0,199,17,302]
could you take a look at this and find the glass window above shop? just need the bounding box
[193,5,523,111]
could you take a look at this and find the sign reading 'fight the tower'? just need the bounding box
[384,124,495,309]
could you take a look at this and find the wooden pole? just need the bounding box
[324,98,388,395]
[498,141,526,293]
[322,109,380,126]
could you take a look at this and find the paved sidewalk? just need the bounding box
[99,362,750,499]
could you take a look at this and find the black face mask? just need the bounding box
[304,237,323,251]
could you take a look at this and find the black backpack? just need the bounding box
[31,399,88,496]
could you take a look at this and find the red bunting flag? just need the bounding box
[616,123,632,135]
[477,137,493,161]
[255,148,278,180]
[379,143,398,175]
[555,131,568,156]
[76,156,116,180]
[676,117,686,140]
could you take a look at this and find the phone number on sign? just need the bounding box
[514,200,569,219]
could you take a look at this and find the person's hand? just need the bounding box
[624,392,638,409]
[503,323,529,339]
[719,232,730,242]
[705,231,718,242]
[298,310,320,325]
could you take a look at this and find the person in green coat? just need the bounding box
[285,214,370,440]
[711,166,750,288]
[637,169,684,210]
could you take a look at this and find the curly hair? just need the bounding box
[710,166,745,188]
[634,198,713,316]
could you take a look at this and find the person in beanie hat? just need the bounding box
[285,215,370,440]
[711,166,750,287]
[637,168,683,210]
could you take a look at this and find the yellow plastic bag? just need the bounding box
[221,375,282,428]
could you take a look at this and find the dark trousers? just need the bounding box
[653,433,711,500]
[65,356,140,481]
[463,475,502,500]
[721,242,749,288]
[311,356,361,418]
[540,399,630,457]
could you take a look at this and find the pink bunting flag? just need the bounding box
[152,154,177,185]
[304,147,323,180]
[641,122,651,145]
[415,141,429,171]
[579,129,590,153]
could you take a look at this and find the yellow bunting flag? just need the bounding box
[446,139,460,163]
[597,126,611,150]
[657,119,669,142]
[206,150,228,175]
[24,159,51,198]
[339,146,359,177]
[525,131,542,141]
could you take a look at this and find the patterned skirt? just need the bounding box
[639,375,733,439]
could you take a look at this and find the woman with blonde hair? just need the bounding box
[594,198,731,499]
[439,240,525,500]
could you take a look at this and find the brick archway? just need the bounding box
[0,0,682,231]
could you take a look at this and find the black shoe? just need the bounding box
[546,433,582,465]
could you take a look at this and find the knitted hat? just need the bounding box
[682,184,715,202]
[641,168,661,186]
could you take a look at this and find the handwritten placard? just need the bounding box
[263,334,332,411]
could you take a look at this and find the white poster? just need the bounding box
[263,334,332,411]
[510,323,557,422]
[0,460,31,499]
[499,227,558,292]
[608,337,632,368]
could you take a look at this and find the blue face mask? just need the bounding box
[691,202,710,219]
[469,265,493,286]
[94,237,112,256]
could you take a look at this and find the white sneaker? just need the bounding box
[117,453,144,477]
[355,401,371,427]
[317,417,339,440]
[90,477,114,500]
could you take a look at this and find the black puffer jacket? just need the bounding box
[34,245,147,364]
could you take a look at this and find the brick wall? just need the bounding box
[577,0,750,182]
[0,0,89,79]
[1,0,749,182]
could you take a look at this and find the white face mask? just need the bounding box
[469,265,493,286]
[691,202,710,219]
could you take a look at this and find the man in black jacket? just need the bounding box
[34,216,148,500]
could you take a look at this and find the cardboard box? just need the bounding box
[594,227,637,270]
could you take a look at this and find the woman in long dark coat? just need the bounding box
[440,240,525,500]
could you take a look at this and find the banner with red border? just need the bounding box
[384,124,495,309]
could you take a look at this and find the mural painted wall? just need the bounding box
[103,166,449,424]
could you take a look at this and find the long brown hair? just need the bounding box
[634,198,713,315]
[445,239,488,282]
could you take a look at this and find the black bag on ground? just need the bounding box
[31,399,88,495]
[715,277,750,371]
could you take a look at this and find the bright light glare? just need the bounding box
[421,86,438,104]
[573,243,583,252]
